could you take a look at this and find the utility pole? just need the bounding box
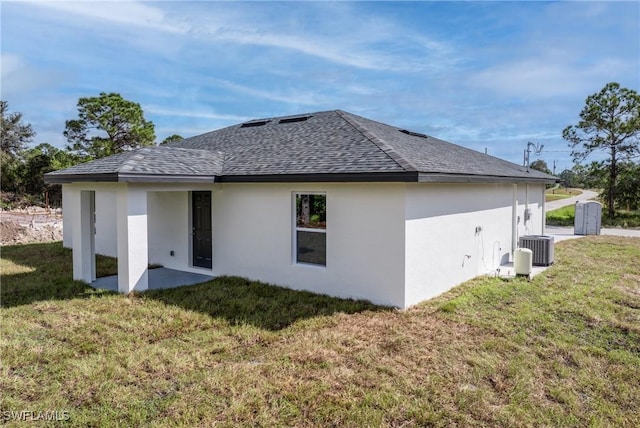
[553,160,557,175]
[524,141,544,172]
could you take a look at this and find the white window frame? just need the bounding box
[293,192,327,267]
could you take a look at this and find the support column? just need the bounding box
[541,186,546,235]
[117,184,149,293]
[511,184,518,256]
[73,190,95,282]
[62,184,73,249]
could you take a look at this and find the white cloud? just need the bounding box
[209,78,328,106]
[1,54,23,78]
[145,106,250,122]
[25,0,187,33]
[23,1,454,73]
[469,56,631,99]
[211,28,441,72]
[0,54,61,100]
[4,0,637,166]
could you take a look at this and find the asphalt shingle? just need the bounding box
[46,147,224,178]
[46,110,556,183]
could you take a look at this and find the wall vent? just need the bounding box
[519,235,554,266]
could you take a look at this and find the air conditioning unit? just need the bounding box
[519,235,554,266]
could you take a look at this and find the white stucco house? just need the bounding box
[45,110,556,308]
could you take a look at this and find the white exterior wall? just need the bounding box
[128,183,214,275]
[95,190,117,256]
[212,182,406,307]
[62,184,118,257]
[404,182,545,307]
[61,180,545,308]
[62,184,118,255]
[514,183,545,240]
[62,184,74,248]
[147,191,191,271]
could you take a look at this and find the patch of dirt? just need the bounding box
[1,207,63,245]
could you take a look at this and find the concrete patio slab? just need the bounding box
[91,268,214,292]
[498,225,638,280]
[498,261,550,279]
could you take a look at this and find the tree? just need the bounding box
[558,169,578,188]
[1,101,36,193]
[1,101,35,158]
[615,161,640,211]
[160,134,183,145]
[21,143,77,206]
[567,163,606,189]
[529,159,551,175]
[64,92,155,160]
[563,82,640,218]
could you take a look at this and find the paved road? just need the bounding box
[544,189,639,239]
[545,225,640,241]
[545,189,599,212]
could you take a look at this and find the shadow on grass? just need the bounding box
[2,242,388,330]
[142,276,389,331]
[1,242,118,308]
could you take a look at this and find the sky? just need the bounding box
[1,1,638,173]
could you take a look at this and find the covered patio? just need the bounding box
[44,146,222,294]
[91,267,214,292]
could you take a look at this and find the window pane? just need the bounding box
[296,231,326,266]
[296,194,326,229]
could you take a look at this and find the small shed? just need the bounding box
[574,201,602,235]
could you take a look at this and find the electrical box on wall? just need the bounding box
[524,208,531,222]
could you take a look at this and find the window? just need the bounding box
[294,193,326,266]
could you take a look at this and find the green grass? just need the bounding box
[545,187,582,202]
[603,210,640,228]
[546,205,577,226]
[546,205,640,228]
[2,238,640,426]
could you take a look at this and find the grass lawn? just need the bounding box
[547,205,640,228]
[2,238,640,426]
[546,205,577,226]
[545,187,583,202]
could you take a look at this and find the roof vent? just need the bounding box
[399,129,429,139]
[241,120,270,128]
[279,115,312,124]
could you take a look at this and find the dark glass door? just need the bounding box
[192,191,212,268]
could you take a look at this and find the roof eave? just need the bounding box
[44,170,557,185]
[418,172,558,184]
[44,172,120,184]
[44,172,218,184]
[218,171,419,183]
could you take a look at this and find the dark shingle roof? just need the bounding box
[46,110,556,184]
[46,146,223,182]
[169,110,406,175]
[340,111,553,181]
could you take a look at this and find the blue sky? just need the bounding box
[2,1,638,172]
